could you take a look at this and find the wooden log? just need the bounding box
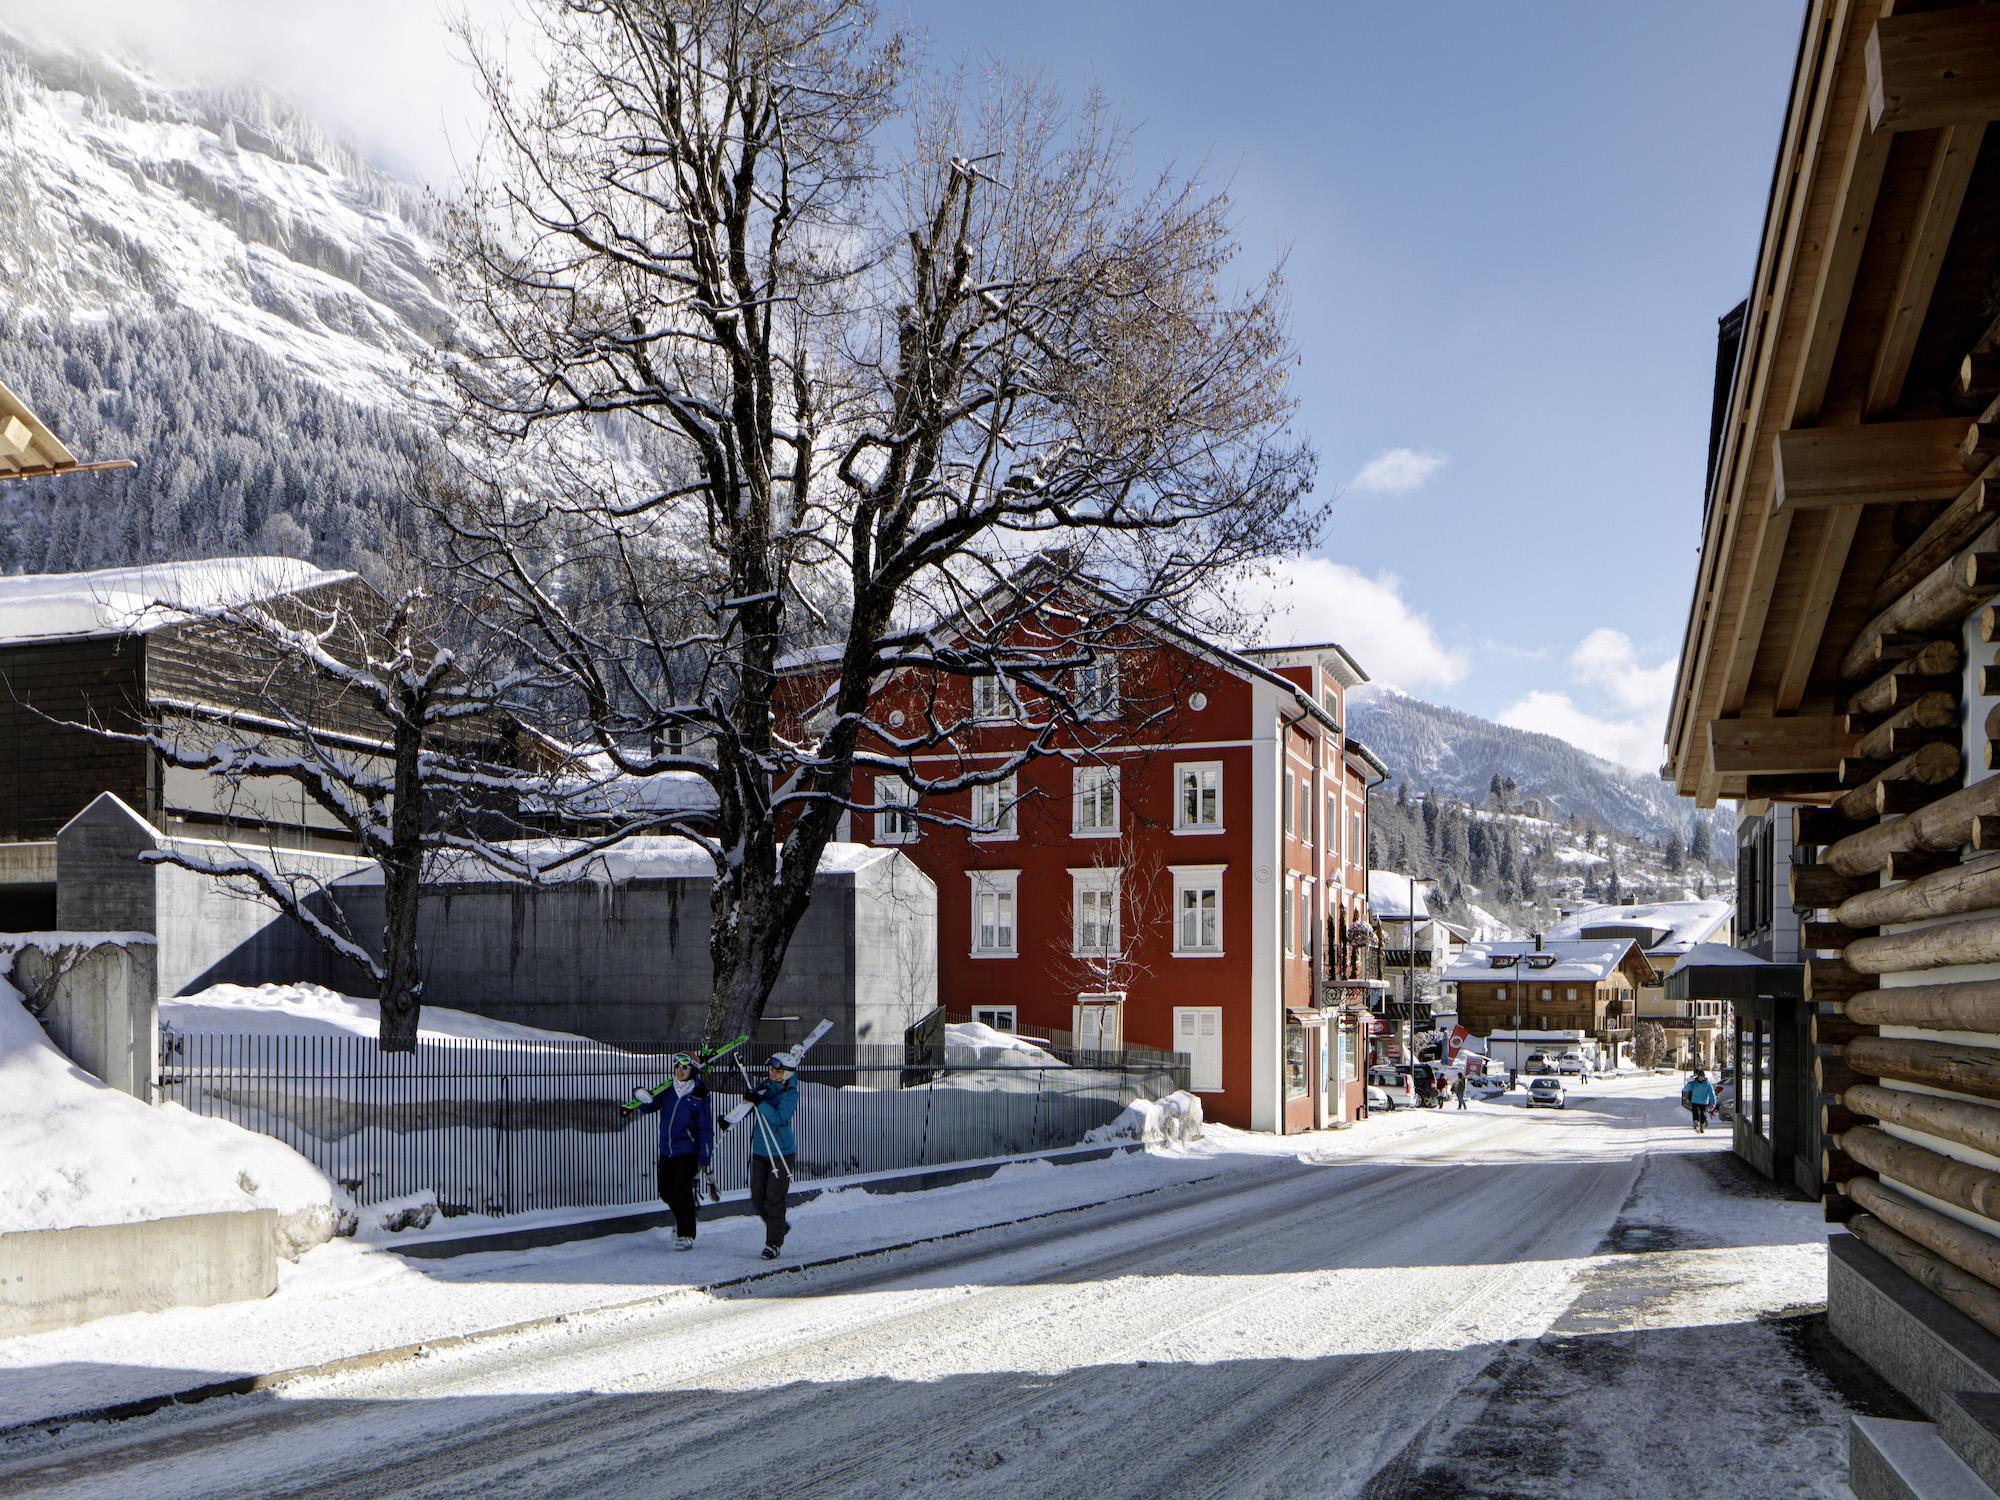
[1842,1035,2000,1102]
[1964,424,2000,476]
[1838,518,2000,681]
[1824,768,2000,877]
[1805,920,1868,949]
[1843,1124,2000,1221]
[1817,1051,1864,1096]
[1846,639,1961,705]
[1793,863,1877,909]
[1837,851,2000,927]
[1886,480,2000,611]
[1888,848,1963,882]
[1845,982,2000,1033]
[1826,1189,1861,1225]
[1823,1101,1863,1137]
[1850,1177,2000,1296]
[1807,957,1869,999]
[1989,698,2000,738]
[1967,353,2000,403]
[1976,815,2000,851]
[1813,1013,1876,1047]
[1852,690,1960,760]
[1848,1214,2000,1344]
[1984,665,2000,697]
[1848,913,2000,976]
[1987,739,2000,774]
[1848,1081,2000,1160]
[1794,805,1854,847]
[1821,1146,1872,1188]
[1838,755,1894,787]
[1832,740,1961,823]
[1880,779,1945,815]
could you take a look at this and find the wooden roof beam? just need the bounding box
[1869,7,2000,133]
[1868,122,1986,414]
[1774,417,1971,510]
[1710,714,1861,776]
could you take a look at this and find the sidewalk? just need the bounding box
[0,1112,1438,1437]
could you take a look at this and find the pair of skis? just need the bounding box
[619,1033,749,1114]
[719,1018,831,1130]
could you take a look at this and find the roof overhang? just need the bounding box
[0,377,135,483]
[1666,0,2000,808]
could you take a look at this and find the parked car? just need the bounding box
[1526,1076,1568,1110]
[1368,1067,1417,1109]
[1555,1053,1593,1079]
[1466,1073,1510,1097]
[1365,1084,1394,1114]
[1525,1051,1556,1070]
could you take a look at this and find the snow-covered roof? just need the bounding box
[1544,899,1732,958]
[1671,942,1772,969]
[337,836,897,886]
[544,765,718,819]
[1444,939,1645,986]
[0,557,354,645]
[1368,871,1435,920]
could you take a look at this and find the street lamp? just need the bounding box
[1405,875,1439,1071]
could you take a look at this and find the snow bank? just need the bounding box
[1,987,340,1254]
[164,983,597,1044]
[1082,1091,1205,1147]
[944,1021,1064,1068]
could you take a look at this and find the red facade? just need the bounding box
[780,622,1377,1132]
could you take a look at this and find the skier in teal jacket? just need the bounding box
[1682,1069,1718,1134]
[740,1053,800,1258]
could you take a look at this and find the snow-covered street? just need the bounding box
[0,1074,1871,1499]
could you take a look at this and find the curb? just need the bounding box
[0,1159,1229,1443]
[392,1141,1146,1259]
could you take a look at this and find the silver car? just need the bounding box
[1526,1076,1568,1110]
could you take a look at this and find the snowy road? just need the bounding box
[0,1077,1856,1499]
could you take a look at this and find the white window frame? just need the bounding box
[1282,873,1296,956]
[1302,878,1316,962]
[1327,790,1340,862]
[1284,770,1295,840]
[1072,764,1120,838]
[873,775,917,845]
[973,1004,1018,1032]
[1074,995,1125,1053]
[970,672,1017,723]
[1070,867,1122,957]
[1172,864,1226,956]
[971,774,1018,840]
[1174,761,1224,834]
[1174,1005,1224,1093]
[1297,773,1313,847]
[968,870,1020,958]
[1073,655,1121,720]
[1350,811,1363,866]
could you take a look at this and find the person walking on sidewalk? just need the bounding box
[635,1053,714,1249]
[1682,1068,1718,1135]
[1452,1072,1468,1111]
[741,1051,800,1260]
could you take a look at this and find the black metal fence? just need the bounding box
[157,1029,1189,1217]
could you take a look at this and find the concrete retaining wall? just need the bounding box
[0,1210,277,1338]
[1830,1232,2000,1422]
[5,936,158,1099]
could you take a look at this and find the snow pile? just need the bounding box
[164,983,596,1044]
[1082,1091,1205,1147]
[0,557,352,644]
[944,1021,1064,1068]
[1,987,340,1254]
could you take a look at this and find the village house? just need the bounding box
[778,605,1384,1133]
[1543,899,1735,1067]
[1445,936,1653,1068]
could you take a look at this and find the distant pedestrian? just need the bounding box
[1682,1068,1718,1135]
[635,1053,714,1249]
[741,1051,800,1259]
[1453,1073,1468,1110]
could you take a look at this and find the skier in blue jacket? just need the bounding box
[740,1052,800,1259]
[635,1054,714,1249]
[1682,1068,1718,1134]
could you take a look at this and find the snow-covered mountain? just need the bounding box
[1347,684,1733,854]
[0,27,448,409]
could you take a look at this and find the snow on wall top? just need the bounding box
[0,557,353,644]
[1543,899,1732,957]
[163,983,600,1044]
[337,836,898,886]
[1444,938,1641,985]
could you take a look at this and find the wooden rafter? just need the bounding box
[1868,122,1986,414]
[1868,6,2000,134]
[1709,713,1860,775]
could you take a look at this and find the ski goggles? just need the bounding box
[671,1053,698,1073]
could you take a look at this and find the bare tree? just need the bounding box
[436,0,1321,1045]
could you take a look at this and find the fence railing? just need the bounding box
[157,1029,1189,1217]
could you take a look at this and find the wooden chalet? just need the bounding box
[1666,0,2000,1476]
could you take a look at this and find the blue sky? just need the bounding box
[5,0,1805,768]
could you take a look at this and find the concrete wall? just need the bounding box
[0,1210,276,1338]
[328,853,938,1046]
[56,793,361,996]
[5,937,158,1099]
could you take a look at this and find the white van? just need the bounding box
[1367,1067,1417,1110]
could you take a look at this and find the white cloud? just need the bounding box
[1231,556,1468,690]
[1496,627,1677,773]
[1498,691,1664,773]
[1349,447,1448,494]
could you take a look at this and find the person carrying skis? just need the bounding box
[741,1051,800,1260]
[1682,1067,1718,1134]
[634,1053,713,1249]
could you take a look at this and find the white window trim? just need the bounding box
[971,774,1019,841]
[973,1004,1018,1032]
[1074,655,1121,722]
[1070,867,1122,958]
[873,775,917,845]
[1173,760,1225,835]
[1171,863,1227,957]
[1283,873,1296,956]
[1072,764,1120,838]
[970,672,1019,723]
[967,870,1020,958]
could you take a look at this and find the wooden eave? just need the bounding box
[1668,0,2000,807]
[0,376,135,483]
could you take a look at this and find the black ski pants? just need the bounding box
[750,1152,794,1249]
[658,1154,701,1239]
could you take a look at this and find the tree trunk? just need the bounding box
[377,710,427,1052]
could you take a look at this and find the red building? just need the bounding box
[779,607,1385,1133]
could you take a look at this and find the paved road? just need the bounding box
[0,1079,1819,1499]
